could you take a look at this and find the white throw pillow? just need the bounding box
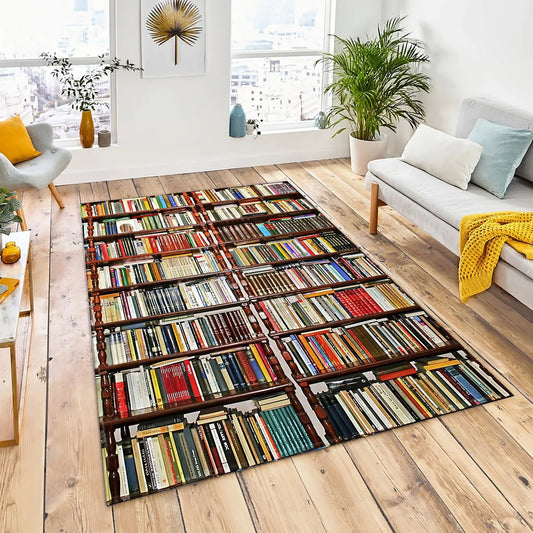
[401,124,483,190]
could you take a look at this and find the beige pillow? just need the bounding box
[401,124,483,190]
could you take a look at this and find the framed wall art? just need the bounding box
[141,0,206,78]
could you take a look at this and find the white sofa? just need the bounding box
[364,97,533,309]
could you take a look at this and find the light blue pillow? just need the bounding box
[468,118,533,198]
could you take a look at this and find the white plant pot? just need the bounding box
[246,124,255,135]
[349,133,388,175]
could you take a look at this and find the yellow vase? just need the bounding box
[1,241,21,264]
[80,110,95,148]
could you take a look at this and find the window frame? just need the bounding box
[0,0,117,147]
[230,0,334,132]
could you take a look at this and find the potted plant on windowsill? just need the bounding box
[40,53,142,148]
[317,17,430,175]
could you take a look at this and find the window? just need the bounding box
[231,0,332,130]
[0,0,111,141]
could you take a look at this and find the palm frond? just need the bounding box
[147,0,202,64]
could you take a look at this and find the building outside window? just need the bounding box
[0,0,111,141]
[231,0,333,130]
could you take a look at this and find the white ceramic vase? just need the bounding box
[349,133,388,175]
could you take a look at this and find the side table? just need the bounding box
[0,231,33,446]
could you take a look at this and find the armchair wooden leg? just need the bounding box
[369,183,386,234]
[17,206,28,231]
[48,183,65,209]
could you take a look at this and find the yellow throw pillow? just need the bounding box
[0,115,41,164]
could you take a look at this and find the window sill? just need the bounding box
[68,143,118,152]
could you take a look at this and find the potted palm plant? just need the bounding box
[318,17,430,174]
[40,53,142,148]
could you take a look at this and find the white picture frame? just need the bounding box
[140,0,206,78]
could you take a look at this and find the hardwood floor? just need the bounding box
[1,158,531,533]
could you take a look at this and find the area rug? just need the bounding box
[81,181,511,504]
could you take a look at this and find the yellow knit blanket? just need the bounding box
[459,211,533,302]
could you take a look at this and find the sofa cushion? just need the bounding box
[367,157,533,279]
[400,124,483,190]
[468,118,533,198]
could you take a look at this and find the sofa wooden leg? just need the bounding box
[48,183,65,209]
[369,183,381,234]
[17,206,28,231]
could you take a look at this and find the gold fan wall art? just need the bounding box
[146,0,202,66]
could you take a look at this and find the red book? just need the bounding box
[226,312,244,342]
[234,350,259,385]
[214,313,235,343]
[191,321,208,349]
[101,243,110,261]
[378,367,417,380]
[113,375,129,418]
[159,366,174,402]
[183,359,203,400]
[175,363,191,402]
[148,236,160,253]
[346,330,376,362]
[258,302,280,332]
[205,314,224,344]
[254,343,276,381]
[394,379,431,419]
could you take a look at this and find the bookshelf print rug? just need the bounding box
[82,181,512,504]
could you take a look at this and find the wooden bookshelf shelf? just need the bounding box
[241,275,389,301]
[191,191,303,207]
[258,305,421,337]
[100,381,291,428]
[88,269,235,295]
[83,223,205,242]
[94,335,269,372]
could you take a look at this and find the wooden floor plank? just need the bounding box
[441,409,533,526]
[253,165,288,183]
[291,446,393,533]
[179,475,256,533]
[45,184,113,533]
[207,169,240,188]
[159,171,213,193]
[106,179,137,200]
[132,176,165,196]
[113,491,186,533]
[394,421,528,532]
[344,432,463,533]
[229,167,263,185]
[239,460,327,533]
[0,188,51,533]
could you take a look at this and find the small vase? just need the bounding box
[315,111,327,129]
[1,241,21,264]
[80,110,95,148]
[230,104,246,138]
[246,124,255,135]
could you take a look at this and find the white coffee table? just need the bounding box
[0,231,33,446]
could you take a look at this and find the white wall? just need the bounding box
[382,0,533,155]
[59,0,381,184]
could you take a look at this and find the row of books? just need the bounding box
[94,308,258,366]
[194,182,297,203]
[83,211,198,237]
[241,253,384,297]
[107,344,278,416]
[93,276,239,323]
[216,213,330,242]
[88,231,211,261]
[258,281,415,333]
[87,251,224,291]
[228,232,355,267]
[82,193,192,218]
[281,311,452,377]
[317,351,511,439]
[204,198,312,221]
[105,393,314,500]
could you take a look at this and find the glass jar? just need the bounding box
[1,241,21,264]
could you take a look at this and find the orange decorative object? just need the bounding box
[80,110,95,148]
[1,241,21,264]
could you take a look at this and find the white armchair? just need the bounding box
[0,122,72,229]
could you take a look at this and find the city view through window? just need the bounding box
[0,0,110,140]
[231,0,329,127]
